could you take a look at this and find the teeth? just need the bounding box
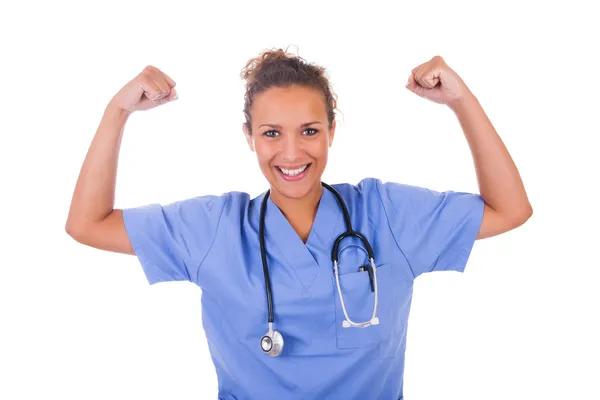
[280,165,308,176]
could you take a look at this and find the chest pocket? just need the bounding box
[331,262,398,348]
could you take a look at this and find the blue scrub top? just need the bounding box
[122,178,484,400]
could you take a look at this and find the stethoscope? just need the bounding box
[259,182,380,357]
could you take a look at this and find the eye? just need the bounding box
[262,130,279,138]
[303,128,318,136]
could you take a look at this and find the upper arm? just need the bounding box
[120,194,229,285]
[66,209,134,255]
[67,194,230,285]
[376,179,485,277]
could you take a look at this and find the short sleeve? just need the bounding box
[122,193,228,285]
[376,179,485,278]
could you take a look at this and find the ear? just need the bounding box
[328,120,336,147]
[242,123,255,152]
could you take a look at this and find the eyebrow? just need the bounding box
[258,121,322,129]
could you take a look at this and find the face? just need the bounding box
[243,85,336,201]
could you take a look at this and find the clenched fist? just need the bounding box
[406,55,471,107]
[110,65,178,113]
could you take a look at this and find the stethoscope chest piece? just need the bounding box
[261,324,284,357]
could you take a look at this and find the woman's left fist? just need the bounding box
[406,55,471,106]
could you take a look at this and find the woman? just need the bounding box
[66,48,532,399]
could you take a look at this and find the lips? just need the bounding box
[275,163,312,181]
[277,164,308,174]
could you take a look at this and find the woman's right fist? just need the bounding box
[110,65,178,113]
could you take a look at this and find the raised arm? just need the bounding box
[65,66,178,254]
[406,55,533,240]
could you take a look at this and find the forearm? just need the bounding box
[66,103,131,232]
[449,92,532,221]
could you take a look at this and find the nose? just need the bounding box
[280,133,302,162]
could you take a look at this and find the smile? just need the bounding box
[275,163,312,181]
[277,164,308,176]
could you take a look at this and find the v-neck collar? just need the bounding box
[258,185,342,293]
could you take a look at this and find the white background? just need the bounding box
[1,0,598,399]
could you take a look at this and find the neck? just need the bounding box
[269,183,324,243]
[270,183,323,218]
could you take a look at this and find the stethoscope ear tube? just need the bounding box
[334,257,380,329]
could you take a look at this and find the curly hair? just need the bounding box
[240,46,338,134]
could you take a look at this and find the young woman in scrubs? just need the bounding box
[66,48,532,399]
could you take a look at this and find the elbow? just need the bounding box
[65,221,83,241]
[65,219,91,242]
[493,203,533,231]
[522,203,533,222]
[512,203,533,227]
[526,204,533,219]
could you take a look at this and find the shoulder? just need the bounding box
[330,177,380,197]
[330,177,424,203]
[328,178,390,219]
[146,190,252,223]
[329,178,455,218]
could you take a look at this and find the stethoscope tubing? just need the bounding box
[259,182,379,356]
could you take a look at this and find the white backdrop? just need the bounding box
[1,0,598,399]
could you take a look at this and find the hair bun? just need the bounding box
[240,45,338,132]
[240,47,303,82]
